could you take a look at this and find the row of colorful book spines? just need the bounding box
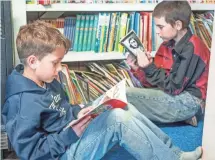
[26,0,160,4]
[26,0,215,4]
[39,14,214,30]
[68,13,128,52]
[38,12,213,52]
[38,11,213,52]
[68,12,165,52]
[39,10,213,29]
[39,12,159,52]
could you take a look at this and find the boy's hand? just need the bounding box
[72,115,92,137]
[77,106,94,119]
[126,53,139,71]
[136,51,153,68]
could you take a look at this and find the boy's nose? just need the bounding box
[156,29,160,35]
[56,63,62,72]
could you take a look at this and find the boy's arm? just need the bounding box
[141,43,207,95]
[131,68,154,87]
[126,53,153,87]
[2,97,79,160]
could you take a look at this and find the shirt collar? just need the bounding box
[174,28,192,54]
[163,28,193,54]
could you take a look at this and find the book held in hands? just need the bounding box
[64,79,127,130]
[120,30,145,58]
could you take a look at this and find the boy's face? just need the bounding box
[34,47,65,83]
[154,16,178,42]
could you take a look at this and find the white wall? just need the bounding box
[202,17,215,160]
[11,0,26,65]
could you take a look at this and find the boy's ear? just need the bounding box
[27,55,39,69]
[175,20,183,30]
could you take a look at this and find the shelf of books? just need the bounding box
[12,1,214,64]
[26,3,215,12]
[34,10,213,63]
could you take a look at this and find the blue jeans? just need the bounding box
[126,87,202,123]
[60,104,181,160]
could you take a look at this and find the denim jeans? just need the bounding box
[60,104,181,160]
[126,87,202,123]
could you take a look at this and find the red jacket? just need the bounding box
[131,30,210,100]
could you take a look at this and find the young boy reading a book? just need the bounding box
[2,20,202,160]
[126,1,210,126]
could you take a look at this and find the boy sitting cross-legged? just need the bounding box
[126,1,210,126]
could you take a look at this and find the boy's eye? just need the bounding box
[52,61,58,66]
[158,26,163,29]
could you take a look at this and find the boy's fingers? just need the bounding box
[82,106,94,114]
[145,52,153,62]
[80,120,91,131]
[145,52,151,57]
[77,116,91,128]
[78,106,95,118]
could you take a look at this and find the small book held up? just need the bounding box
[64,79,127,130]
[120,30,145,58]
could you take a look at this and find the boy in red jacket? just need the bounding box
[126,1,210,126]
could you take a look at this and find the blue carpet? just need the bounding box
[102,118,204,160]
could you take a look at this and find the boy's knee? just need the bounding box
[126,87,138,95]
[108,108,132,123]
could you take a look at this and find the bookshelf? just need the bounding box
[12,0,215,64]
[11,1,215,159]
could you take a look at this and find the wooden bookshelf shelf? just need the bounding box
[26,3,215,12]
[62,51,126,62]
[62,51,157,62]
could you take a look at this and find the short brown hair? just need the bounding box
[16,20,71,64]
[153,1,191,29]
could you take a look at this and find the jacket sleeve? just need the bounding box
[130,68,153,87]
[2,95,79,160]
[142,43,206,95]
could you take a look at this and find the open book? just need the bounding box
[64,79,127,130]
[120,30,145,58]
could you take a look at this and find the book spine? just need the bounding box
[107,13,117,52]
[68,17,74,51]
[114,12,121,52]
[91,15,99,51]
[99,13,106,53]
[82,15,90,51]
[102,13,111,52]
[95,13,104,53]
[86,15,94,51]
[73,15,81,51]
[77,15,86,52]
[118,13,128,53]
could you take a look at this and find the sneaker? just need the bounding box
[180,146,202,160]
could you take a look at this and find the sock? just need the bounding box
[185,116,198,127]
[180,146,202,160]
